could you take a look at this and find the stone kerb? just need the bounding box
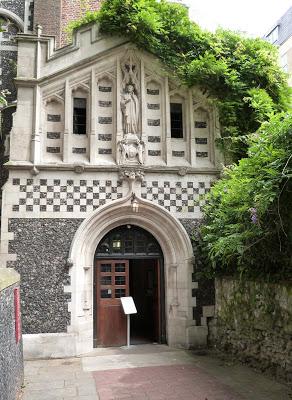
[68,194,194,353]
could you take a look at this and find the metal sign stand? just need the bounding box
[121,296,137,348]
[127,314,130,348]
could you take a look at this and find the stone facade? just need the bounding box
[0,1,101,213]
[212,278,292,382]
[0,268,23,400]
[0,22,222,357]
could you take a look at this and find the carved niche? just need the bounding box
[118,52,145,165]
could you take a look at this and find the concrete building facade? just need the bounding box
[264,6,292,86]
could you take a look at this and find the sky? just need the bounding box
[183,0,292,37]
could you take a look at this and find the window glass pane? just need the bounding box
[101,289,112,298]
[97,239,110,254]
[115,288,126,298]
[115,263,126,272]
[170,103,183,138]
[100,264,111,273]
[115,276,126,285]
[147,242,160,254]
[101,276,111,285]
[73,97,87,135]
[112,234,122,253]
[267,26,278,44]
[124,239,134,253]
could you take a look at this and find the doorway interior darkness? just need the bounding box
[94,225,166,347]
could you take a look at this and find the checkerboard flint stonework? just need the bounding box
[141,180,210,213]
[11,178,210,215]
[11,178,123,213]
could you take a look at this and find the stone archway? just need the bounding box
[68,192,194,355]
[0,9,24,31]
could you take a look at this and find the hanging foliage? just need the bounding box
[200,113,292,281]
[67,0,291,161]
[67,0,292,280]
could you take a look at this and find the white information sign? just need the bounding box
[121,296,137,315]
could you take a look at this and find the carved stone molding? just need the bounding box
[66,258,74,268]
[30,166,39,176]
[119,167,145,182]
[178,167,189,177]
[74,164,85,174]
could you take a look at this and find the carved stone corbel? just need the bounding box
[119,167,145,194]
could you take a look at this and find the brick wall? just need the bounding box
[60,0,100,46]
[33,0,62,47]
[34,0,100,48]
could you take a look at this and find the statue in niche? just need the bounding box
[121,84,139,135]
[118,59,145,165]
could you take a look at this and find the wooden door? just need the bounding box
[96,260,129,347]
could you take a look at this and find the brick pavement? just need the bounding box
[92,364,243,400]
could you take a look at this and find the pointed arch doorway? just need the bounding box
[94,225,166,347]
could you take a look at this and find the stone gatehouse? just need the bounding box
[0,22,222,358]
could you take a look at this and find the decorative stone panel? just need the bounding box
[196,152,208,158]
[148,136,161,143]
[47,114,61,122]
[195,138,208,145]
[148,150,161,156]
[47,132,61,139]
[141,180,210,214]
[147,119,160,126]
[11,178,123,214]
[172,151,185,157]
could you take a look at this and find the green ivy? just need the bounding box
[200,113,292,281]
[67,0,291,280]
[67,0,291,161]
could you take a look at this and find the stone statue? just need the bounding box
[118,59,144,165]
[121,84,139,135]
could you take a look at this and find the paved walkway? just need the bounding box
[23,344,291,400]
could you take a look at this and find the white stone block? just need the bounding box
[23,333,76,359]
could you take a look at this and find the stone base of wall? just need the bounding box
[23,333,76,359]
[211,278,292,383]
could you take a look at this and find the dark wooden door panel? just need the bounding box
[99,304,127,346]
[96,260,129,347]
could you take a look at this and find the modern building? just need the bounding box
[0,2,221,358]
[264,6,292,86]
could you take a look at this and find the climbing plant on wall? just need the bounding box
[67,0,291,161]
[200,113,292,281]
[68,0,291,280]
